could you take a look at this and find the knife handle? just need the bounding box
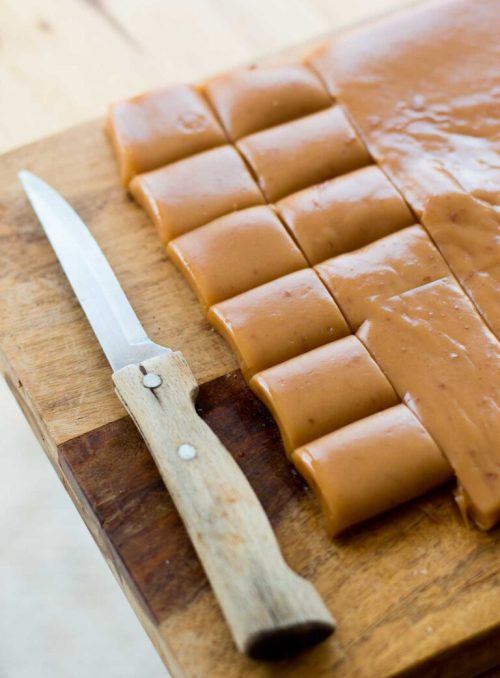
[113,351,334,660]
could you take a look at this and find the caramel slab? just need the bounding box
[208,269,349,379]
[277,165,414,264]
[202,63,331,140]
[167,205,306,309]
[237,106,371,201]
[294,404,453,536]
[107,84,226,185]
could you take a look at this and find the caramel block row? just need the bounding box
[107,63,332,186]
[208,224,448,378]
[163,165,420,333]
[251,335,399,456]
[359,277,500,530]
[129,104,372,246]
[167,214,446,384]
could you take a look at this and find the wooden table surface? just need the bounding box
[1,0,416,155]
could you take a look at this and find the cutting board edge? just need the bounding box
[56,428,186,678]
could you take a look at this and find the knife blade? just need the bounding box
[19,171,168,371]
[19,170,334,660]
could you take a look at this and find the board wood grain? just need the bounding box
[0,0,417,154]
[0,22,499,678]
[58,374,500,676]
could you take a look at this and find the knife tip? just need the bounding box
[18,170,47,200]
[18,169,35,189]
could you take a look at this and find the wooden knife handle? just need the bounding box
[113,351,334,660]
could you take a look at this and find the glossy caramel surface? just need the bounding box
[294,404,452,536]
[208,269,349,379]
[277,165,414,264]
[237,106,371,201]
[310,0,500,337]
[359,278,500,529]
[202,63,331,140]
[167,205,306,309]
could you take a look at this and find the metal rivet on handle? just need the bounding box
[177,443,197,461]
[143,373,162,389]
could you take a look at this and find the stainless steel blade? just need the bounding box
[19,171,169,371]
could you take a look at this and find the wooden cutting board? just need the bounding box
[1,38,500,678]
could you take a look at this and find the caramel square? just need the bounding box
[107,84,226,185]
[167,205,306,309]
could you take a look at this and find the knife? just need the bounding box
[18,170,334,660]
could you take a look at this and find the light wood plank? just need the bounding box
[0,0,413,154]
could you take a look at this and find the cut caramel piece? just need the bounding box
[237,106,371,201]
[202,63,331,140]
[276,165,414,264]
[167,206,306,310]
[358,277,500,530]
[107,84,226,185]
[208,269,349,380]
[250,335,398,456]
[130,146,264,245]
[317,225,449,330]
[293,404,453,536]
